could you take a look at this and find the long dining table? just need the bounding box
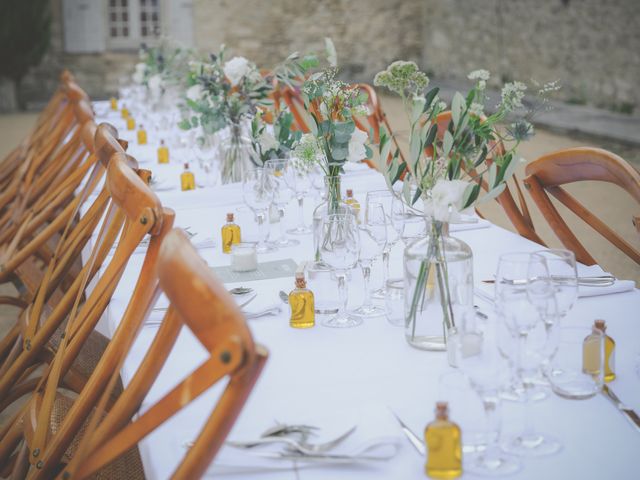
[93,103,639,479]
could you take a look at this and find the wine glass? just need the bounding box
[265,159,299,247]
[496,252,562,457]
[455,308,522,476]
[352,202,387,317]
[366,190,401,299]
[242,168,276,254]
[285,158,313,235]
[319,213,361,328]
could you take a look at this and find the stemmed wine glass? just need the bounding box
[352,202,387,317]
[265,159,299,247]
[242,168,276,254]
[285,159,313,235]
[366,191,401,299]
[319,213,361,328]
[455,308,522,476]
[496,252,562,457]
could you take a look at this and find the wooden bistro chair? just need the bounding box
[0,145,174,478]
[0,124,148,415]
[524,147,640,265]
[56,228,268,480]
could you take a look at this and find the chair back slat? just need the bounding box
[524,147,640,265]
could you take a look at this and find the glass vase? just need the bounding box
[219,121,259,184]
[312,176,353,267]
[403,220,473,351]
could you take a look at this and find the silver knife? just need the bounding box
[388,408,425,456]
[602,385,640,432]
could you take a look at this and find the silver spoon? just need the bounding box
[229,287,254,295]
[227,426,357,455]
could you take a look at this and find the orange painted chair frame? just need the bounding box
[524,147,640,265]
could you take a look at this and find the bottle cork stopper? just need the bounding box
[139,124,144,129]
[184,163,189,169]
[346,189,353,197]
[160,139,165,145]
[594,319,607,332]
[226,212,234,222]
[435,401,448,419]
[295,271,306,288]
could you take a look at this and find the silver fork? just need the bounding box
[226,426,357,455]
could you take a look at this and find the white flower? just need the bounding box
[500,81,527,111]
[258,130,279,152]
[186,84,205,102]
[469,102,484,117]
[468,69,490,81]
[347,128,368,163]
[132,63,147,84]
[423,179,470,222]
[148,74,163,97]
[223,56,251,86]
[292,133,322,172]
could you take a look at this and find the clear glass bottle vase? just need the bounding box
[312,175,353,267]
[403,220,473,351]
[219,121,258,184]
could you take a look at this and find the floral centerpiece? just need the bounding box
[250,108,301,164]
[133,40,191,106]
[373,60,558,351]
[178,45,317,183]
[293,67,373,261]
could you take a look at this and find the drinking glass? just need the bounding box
[455,308,522,475]
[352,203,387,317]
[242,168,276,254]
[384,278,404,326]
[319,214,361,328]
[366,191,401,299]
[496,252,562,457]
[265,159,299,247]
[285,159,313,235]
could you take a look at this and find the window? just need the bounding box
[107,0,162,50]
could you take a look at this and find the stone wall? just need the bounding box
[421,0,640,112]
[4,0,640,113]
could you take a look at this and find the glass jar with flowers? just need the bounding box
[373,61,558,354]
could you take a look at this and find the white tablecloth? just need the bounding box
[94,107,640,480]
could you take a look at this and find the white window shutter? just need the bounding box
[165,0,194,47]
[62,0,106,53]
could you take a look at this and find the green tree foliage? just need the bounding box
[0,0,51,109]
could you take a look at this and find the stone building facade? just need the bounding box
[3,0,640,113]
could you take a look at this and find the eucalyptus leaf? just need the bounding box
[451,92,465,128]
[477,182,506,204]
[443,130,454,158]
[462,182,481,209]
[423,87,440,113]
[488,161,498,188]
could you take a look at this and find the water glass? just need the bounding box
[384,278,404,326]
[548,326,604,399]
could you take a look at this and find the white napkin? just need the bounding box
[476,263,635,301]
[576,264,635,297]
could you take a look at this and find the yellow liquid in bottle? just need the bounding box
[345,198,360,223]
[137,129,147,145]
[181,170,195,191]
[582,332,603,379]
[110,97,118,110]
[425,419,462,479]
[121,107,129,119]
[157,145,169,164]
[604,335,616,382]
[289,288,315,328]
[126,117,135,130]
[221,223,241,253]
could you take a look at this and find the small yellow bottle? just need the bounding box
[289,272,315,329]
[180,163,196,191]
[345,189,361,222]
[221,212,241,254]
[126,116,135,131]
[121,105,129,119]
[110,97,118,110]
[137,124,147,145]
[583,319,615,382]
[425,402,462,479]
[157,140,169,164]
